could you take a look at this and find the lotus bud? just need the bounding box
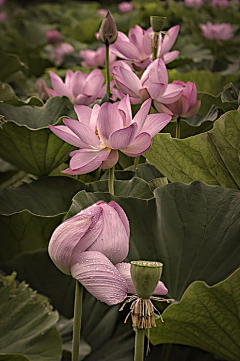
[98,11,118,45]
[130,261,163,299]
[150,16,167,32]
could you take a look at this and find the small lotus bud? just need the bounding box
[98,11,118,45]
[150,16,167,33]
[130,261,163,299]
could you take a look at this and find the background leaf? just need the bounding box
[150,268,240,361]
[0,273,62,361]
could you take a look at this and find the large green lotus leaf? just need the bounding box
[0,273,62,361]
[65,181,240,300]
[0,83,44,107]
[145,107,240,189]
[0,97,75,176]
[150,268,240,361]
[0,176,85,264]
[198,92,238,115]
[168,69,240,95]
[0,52,28,83]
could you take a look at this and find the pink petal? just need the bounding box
[74,105,92,125]
[101,149,119,169]
[141,113,172,137]
[156,83,183,104]
[71,251,128,305]
[116,95,132,127]
[153,101,173,114]
[88,202,129,264]
[147,83,168,100]
[49,123,86,148]
[113,41,140,60]
[48,207,103,275]
[97,102,123,147]
[70,70,85,96]
[121,132,152,157]
[84,69,104,95]
[49,71,72,98]
[63,118,101,149]
[163,50,179,64]
[153,281,168,296]
[108,201,130,239]
[109,123,138,149]
[133,98,152,134]
[146,58,168,85]
[112,65,141,97]
[161,25,180,54]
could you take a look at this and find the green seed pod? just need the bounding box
[130,261,163,299]
[150,16,167,32]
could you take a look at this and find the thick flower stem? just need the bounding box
[105,42,111,100]
[175,117,181,139]
[134,328,145,361]
[72,281,83,361]
[152,32,159,60]
[108,166,115,195]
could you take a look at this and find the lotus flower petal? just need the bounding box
[71,251,128,305]
[121,132,152,157]
[49,123,87,148]
[141,113,172,137]
[63,118,101,149]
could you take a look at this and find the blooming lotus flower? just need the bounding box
[211,0,229,7]
[49,42,74,66]
[111,24,180,70]
[80,46,116,68]
[112,58,183,104]
[47,69,105,105]
[49,95,172,174]
[154,80,201,118]
[200,22,234,44]
[118,1,134,13]
[184,0,204,7]
[46,29,62,45]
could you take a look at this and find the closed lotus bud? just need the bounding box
[98,11,118,45]
[150,16,167,33]
[48,201,130,275]
[130,261,163,299]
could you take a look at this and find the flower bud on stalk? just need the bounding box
[98,11,118,45]
[150,16,167,60]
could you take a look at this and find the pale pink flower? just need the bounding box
[200,22,234,44]
[184,0,204,7]
[49,95,172,174]
[46,29,62,45]
[80,46,116,68]
[0,11,6,21]
[49,42,74,66]
[112,58,183,104]
[47,69,105,105]
[211,0,229,7]
[154,80,201,118]
[0,0,5,6]
[111,24,180,70]
[118,1,134,13]
[97,8,108,16]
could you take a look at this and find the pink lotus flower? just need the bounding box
[48,200,168,305]
[154,80,201,118]
[118,1,134,13]
[49,95,172,174]
[112,58,183,104]
[184,0,204,7]
[0,0,5,6]
[97,8,108,16]
[0,11,6,21]
[46,29,62,45]
[80,46,116,68]
[200,22,234,44]
[49,42,74,66]
[111,24,180,70]
[47,69,105,105]
[211,0,229,7]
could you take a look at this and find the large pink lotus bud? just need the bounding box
[98,11,118,45]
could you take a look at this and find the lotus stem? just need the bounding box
[152,32,159,60]
[175,117,181,139]
[105,42,111,100]
[108,166,115,195]
[134,328,145,361]
[72,281,83,361]
[134,156,140,172]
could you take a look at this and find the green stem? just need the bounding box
[175,117,181,139]
[134,156,140,172]
[95,167,101,181]
[108,166,115,195]
[72,281,83,361]
[105,42,110,100]
[134,328,145,361]
[152,32,159,60]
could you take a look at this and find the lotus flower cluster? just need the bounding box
[47,69,105,105]
[111,24,180,70]
[48,201,168,305]
[118,1,134,13]
[49,94,172,175]
[200,22,234,44]
[112,58,183,105]
[184,0,204,7]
